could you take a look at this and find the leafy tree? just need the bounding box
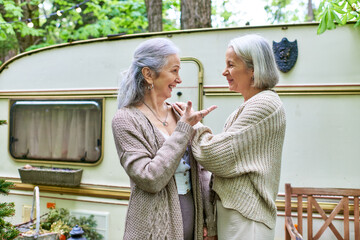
[0,0,187,64]
[0,0,149,63]
[162,0,180,31]
[317,0,360,34]
[216,0,236,27]
[0,0,44,64]
[264,0,313,23]
[145,0,212,31]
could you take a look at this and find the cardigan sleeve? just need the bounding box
[112,110,194,193]
[191,96,283,178]
[198,165,217,236]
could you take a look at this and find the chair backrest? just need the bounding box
[285,183,360,240]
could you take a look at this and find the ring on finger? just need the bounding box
[200,112,204,118]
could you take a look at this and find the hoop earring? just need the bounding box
[147,84,154,90]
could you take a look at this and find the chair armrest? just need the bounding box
[285,216,303,240]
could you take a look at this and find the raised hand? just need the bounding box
[174,101,217,126]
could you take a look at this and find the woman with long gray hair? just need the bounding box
[112,38,217,240]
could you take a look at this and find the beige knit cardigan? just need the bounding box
[192,90,286,229]
[112,106,216,240]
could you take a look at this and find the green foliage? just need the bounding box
[0,120,7,125]
[0,0,183,55]
[220,0,237,26]
[211,0,238,27]
[0,179,13,194]
[163,0,180,31]
[0,0,42,38]
[68,214,103,240]
[317,0,360,34]
[41,208,103,240]
[0,218,20,240]
[41,208,71,231]
[0,179,20,240]
[264,0,305,23]
[0,0,150,54]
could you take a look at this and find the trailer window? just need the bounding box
[9,99,103,164]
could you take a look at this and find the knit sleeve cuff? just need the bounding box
[176,121,194,135]
[192,122,204,131]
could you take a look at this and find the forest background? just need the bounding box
[0,0,359,65]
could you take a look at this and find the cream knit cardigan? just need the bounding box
[192,90,286,229]
[112,106,216,240]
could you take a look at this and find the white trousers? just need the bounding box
[216,200,275,240]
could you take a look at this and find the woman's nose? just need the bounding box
[176,77,182,83]
[222,69,228,76]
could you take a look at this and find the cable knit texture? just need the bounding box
[192,90,286,229]
[112,106,216,240]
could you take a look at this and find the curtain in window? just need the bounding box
[11,103,101,162]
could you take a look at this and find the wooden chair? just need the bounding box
[284,183,360,240]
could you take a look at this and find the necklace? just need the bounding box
[143,101,169,126]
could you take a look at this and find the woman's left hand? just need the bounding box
[173,101,217,126]
[203,227,217,240]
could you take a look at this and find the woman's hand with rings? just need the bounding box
[200,109,211,119]
[173,101,217,126]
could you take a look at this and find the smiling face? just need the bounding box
[153,54,182,100]
[222,47,254,95]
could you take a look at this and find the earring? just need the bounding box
[251,76,254,81]
[147,84,154,90]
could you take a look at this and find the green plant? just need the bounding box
[0,179,20,240]
[41,208,103,239]
[317,0,360,34]
[0,120,7,125]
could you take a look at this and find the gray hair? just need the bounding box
[117,38,180,109]
[229,34,279,89]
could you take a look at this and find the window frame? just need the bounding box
[8,97,105,166]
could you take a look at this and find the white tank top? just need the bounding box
[161,132,191,195]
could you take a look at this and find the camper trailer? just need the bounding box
[1,23,360,239]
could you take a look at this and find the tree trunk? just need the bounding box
[145,0,163,32]
[181,0,212,30]
[306,0,314,21]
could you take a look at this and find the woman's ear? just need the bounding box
[142,67,154,85]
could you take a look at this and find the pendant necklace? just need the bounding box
[143,101,169,126]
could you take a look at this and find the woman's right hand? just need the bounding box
[174,101,217,126]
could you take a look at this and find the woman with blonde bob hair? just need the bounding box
[175,34,286,239]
